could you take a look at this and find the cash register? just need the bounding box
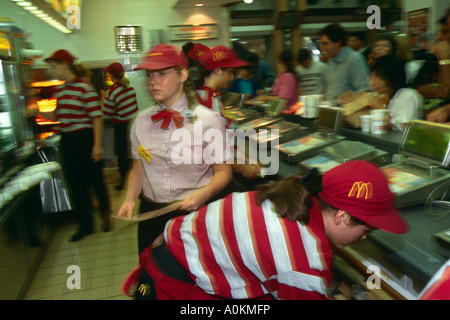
[276,105,346,163]
[299,140,389,173]
[232,98,286,131]
[380,120,450,208]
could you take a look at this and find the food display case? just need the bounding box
[0,20,34,176]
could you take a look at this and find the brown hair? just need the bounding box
[256,169,322,224]
[256,169,368,227]
[49,59,89,79]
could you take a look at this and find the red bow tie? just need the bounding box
[151,109,184,129]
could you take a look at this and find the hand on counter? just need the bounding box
[426,104,450,124]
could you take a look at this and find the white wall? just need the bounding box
[2,0,231,109]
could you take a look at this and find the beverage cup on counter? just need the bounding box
[359,115,371,133]
[370,109,389,134]
[298,96,305,105]
[304,96,319,118]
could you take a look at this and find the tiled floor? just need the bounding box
[22,166,139,300]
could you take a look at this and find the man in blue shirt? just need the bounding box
[318,23,370,106]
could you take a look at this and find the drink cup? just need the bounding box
[359,115,371,133]
[370,109,388,134]
[304,96,319,118]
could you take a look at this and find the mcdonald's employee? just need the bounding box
[191,45,262,180]
[116,44,232,254]
[122,160,408,300]
[194,45,249,127]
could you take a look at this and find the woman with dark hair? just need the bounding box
[370,32,397,62]
[270,49,299,107]
[369,55,424,131]
[121,160,408,300]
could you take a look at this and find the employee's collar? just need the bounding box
[159,93,188,115]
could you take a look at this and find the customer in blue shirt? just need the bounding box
[318,23,370,106]
[229,65,262,98]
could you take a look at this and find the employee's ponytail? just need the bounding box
[256,168,323,224]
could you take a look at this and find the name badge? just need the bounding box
[138,144,152,164]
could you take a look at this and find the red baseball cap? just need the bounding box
[187,43,210,61]
[105,62,124,77]
[45,49,76,65]
[319,160,408,234]
[199,45,249,71]
[134,44,188,71]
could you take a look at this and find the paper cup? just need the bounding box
[359,115,371,132]
[370,109,388,134]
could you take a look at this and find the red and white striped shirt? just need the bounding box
[53,78,102,132]
[103,82,139,123]
[164,191,333,300]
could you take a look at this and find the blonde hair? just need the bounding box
[111,72,130,88]
[174,66,199,115]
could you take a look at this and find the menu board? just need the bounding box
[382,167,429,194]
[279,136,327,155]
[302,154,341,172]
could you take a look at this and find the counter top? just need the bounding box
[270,123,449,290]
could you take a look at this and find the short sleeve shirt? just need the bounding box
[130,94,231,203]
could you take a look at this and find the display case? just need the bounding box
[0,20,35,176]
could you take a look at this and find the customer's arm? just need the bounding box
[426,104,450,123]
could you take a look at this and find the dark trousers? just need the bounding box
[114,122,131,186]
[137,198,187,254]
[60,129,110,233]
[134,243,194,300]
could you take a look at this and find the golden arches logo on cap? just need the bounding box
[148,52,164,57]
[348,181,373,200]
[212,50,227,62]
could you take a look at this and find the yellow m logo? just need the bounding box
[348,181,373,199]
[212,51,226,61]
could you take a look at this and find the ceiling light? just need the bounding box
[243,0,253,3]
[195,3,204,6]
[17,1,32,6]
[10,0,72,33]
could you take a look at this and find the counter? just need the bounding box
[268,113,449,298]
[0,134,64,299]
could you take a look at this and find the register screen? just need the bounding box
[315,107,340,132]
[401,121,450,163]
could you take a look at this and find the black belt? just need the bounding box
[151,242,195,285]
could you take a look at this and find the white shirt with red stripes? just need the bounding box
[54,78,102,132]
[130,94,231,203]
[103,82,139,123]
[164,191,333,300]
